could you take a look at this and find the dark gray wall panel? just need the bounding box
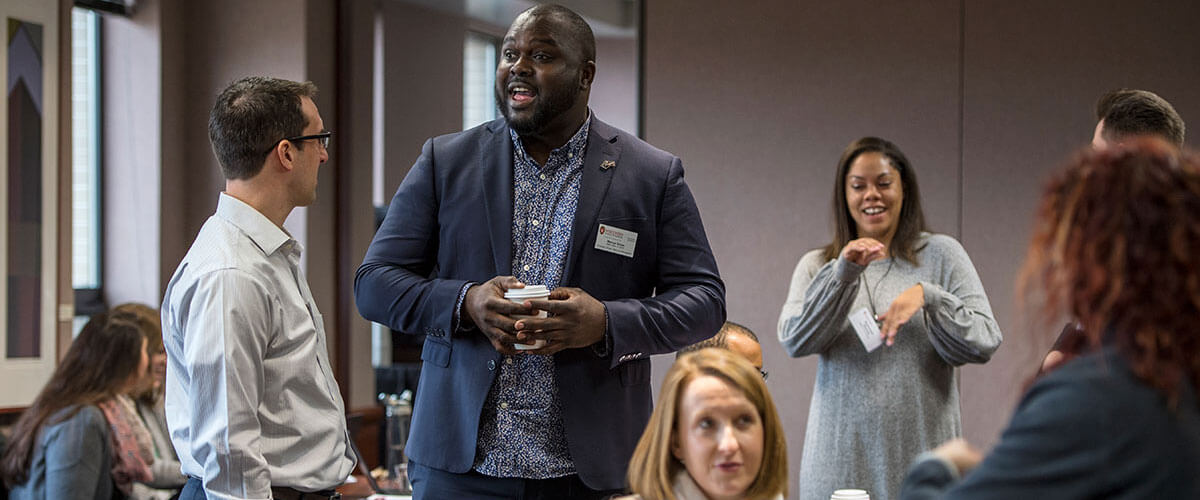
[646,2,962,496]
[960,0,1200,450]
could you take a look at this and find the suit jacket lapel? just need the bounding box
[481,119,513,276]
[563,119,620,284]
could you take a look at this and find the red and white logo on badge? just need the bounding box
[595,223,637,258]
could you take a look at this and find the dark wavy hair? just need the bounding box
[1,311,147,486]
[1019,138,1200,405]
[822,136,928,264]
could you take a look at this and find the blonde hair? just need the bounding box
[111,303,163,405]
[627,348,787,500]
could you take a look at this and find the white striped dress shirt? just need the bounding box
[162,193,355,500]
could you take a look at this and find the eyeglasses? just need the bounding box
[263,131,332,155]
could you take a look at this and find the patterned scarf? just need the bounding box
[98,394,154,494]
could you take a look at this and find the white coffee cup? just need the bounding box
[831,489,870,500]
[504,285,550,350]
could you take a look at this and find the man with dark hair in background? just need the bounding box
[1042,88,1186,373]
[162,76,354,500]
[355,4,724,499]
[677,321,767,379]
[1091,88,1185,149]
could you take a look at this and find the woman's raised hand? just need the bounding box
[876,283,924,346]
[840,238,887,266]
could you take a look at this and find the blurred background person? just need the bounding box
[1,311,152,499]
[900,139,1200,498]
[111,303,186,500]
[1042,88,1187,373]
[678,322,767,379]
[1091,88,1185,150]
[778,136,1002,500]
[622,348,787,500]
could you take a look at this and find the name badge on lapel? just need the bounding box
[595,223,637,258]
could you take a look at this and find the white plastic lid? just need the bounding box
[831,490,869,500]
[504,285,549,299]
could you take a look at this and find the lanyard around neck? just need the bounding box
[860,257,895,321]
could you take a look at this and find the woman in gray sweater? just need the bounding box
[778,137,1002,500]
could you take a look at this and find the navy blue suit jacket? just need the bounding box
[355,117,726,490]
[900,346,1200,499]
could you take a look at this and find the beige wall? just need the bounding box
[102,1,162,305]
[592,36,639,134]
[645,1,1200,497]
[102,0,370,403]
[379,1,468,195]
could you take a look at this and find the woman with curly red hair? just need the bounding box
[900,138,1200,498]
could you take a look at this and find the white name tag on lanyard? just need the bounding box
[595,223,637,258]
[849,307,883,352]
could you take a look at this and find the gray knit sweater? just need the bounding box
[777,233,1002,500]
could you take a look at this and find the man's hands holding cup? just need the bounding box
[463,276,530,355]
[463,277,607,356]
[516,287,607,355]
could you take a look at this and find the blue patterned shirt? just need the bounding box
[473,117,591,478]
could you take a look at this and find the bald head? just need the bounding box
[510,4,596,65]
[677,321,763,372]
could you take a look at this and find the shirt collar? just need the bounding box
[509,111,592,167]
[215,192,294,256]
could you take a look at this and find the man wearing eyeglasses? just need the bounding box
[356,4,724,499]
[162,76,354,500]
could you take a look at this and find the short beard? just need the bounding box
[495,81,580,136]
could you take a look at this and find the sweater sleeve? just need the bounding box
[918,236,1002,366]
[139,402,187,488]
[778,251,865,357]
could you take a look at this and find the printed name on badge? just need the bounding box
[595,223,637,258]
[849,307,883,352]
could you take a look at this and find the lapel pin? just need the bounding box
[600,160,616,170]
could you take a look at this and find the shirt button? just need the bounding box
[568,152,574,158]
[531,219,539,226]
[540,174,547,180]
[505,357,513,364]
[523,265,530,271]
[487,360,496,370]
[500,402,509,409]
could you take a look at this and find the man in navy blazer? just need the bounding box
[354,4,724,499]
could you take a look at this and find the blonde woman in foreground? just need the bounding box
[619,348,787,500]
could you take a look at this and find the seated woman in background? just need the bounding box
[900,139,1200,499]
[112,303,186,500]
[621,348,787,500]
[778,136,1002,500]
[1,311,152,500]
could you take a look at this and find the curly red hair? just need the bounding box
[1020,138,1200,405]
